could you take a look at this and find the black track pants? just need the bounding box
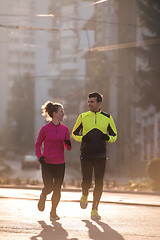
[81,158,106,209]
[41,163,65,212]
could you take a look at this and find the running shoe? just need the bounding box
[80,194,88,209]
[91,209,101,220]
[50,212,60,221]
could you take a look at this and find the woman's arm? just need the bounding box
[64,128,72,151]
[35,127,46,159]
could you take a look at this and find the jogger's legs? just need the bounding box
[92,158,106,209]
[81,158,93,196]
[41,163,54,197]
[39,163,65,215]
[51,163,65,213]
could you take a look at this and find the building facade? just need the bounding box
[47,0,94,131]
[0,0,35,131]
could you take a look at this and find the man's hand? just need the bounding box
[102,133,110,141]
[82,135,89,143]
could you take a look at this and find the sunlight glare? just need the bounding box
[36,14,54,17]
[94,0,108,5]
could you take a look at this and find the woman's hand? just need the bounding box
[39,156,46,164]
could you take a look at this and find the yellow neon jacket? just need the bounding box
[72,110,117,159]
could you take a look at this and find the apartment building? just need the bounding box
[0,0,35,131]
[34,0,53,137]
[47,0,94,131]
[0,0,54,141]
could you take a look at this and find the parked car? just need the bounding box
[21,155,40,170]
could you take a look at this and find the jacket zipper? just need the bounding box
[95,112,97,124]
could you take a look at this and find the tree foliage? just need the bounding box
[6,73,35,154]
[136,0,160,110]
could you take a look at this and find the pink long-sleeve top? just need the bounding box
[35,122,72,164]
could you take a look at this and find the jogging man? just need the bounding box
[72,92,117,220]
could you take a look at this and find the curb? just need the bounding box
[0,195,160,208]
[1,186,160,207]
[0,184,160,196]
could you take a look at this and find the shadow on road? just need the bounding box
[30,220,78,240]
[82,220,124,240]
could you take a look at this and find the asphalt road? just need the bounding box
[0,188,160,240]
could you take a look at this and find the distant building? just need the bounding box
[46,0,94,131]
[0,0,54,140]
[34,0,53,137]
[0,0,35,131]
[133,106,160,175]
[140,107,160,161]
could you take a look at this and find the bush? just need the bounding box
[146,158,160,183]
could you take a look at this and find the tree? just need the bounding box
[136,0,160,110]
[6,73,35,154]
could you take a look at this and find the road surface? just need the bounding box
[0,187,160,240]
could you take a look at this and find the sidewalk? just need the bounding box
[0,186,160,208]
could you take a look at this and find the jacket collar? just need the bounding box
[90,109,101,114]
[50,121,61,127]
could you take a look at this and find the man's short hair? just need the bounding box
[88,92,103,103]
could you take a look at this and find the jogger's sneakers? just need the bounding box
[80,194,88,209]
[50,212,60,221]
[91,209,101,220]
[38,193,46,211]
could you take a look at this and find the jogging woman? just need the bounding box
[35,101,72,220]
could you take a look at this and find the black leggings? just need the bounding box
[81,158,106,209]
[41,163,65,212]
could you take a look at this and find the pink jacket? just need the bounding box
[35,122,72,164]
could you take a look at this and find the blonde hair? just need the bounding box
[41,101,63,121]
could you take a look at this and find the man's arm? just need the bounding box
[72,114,83,142]
[107,115,117,143]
